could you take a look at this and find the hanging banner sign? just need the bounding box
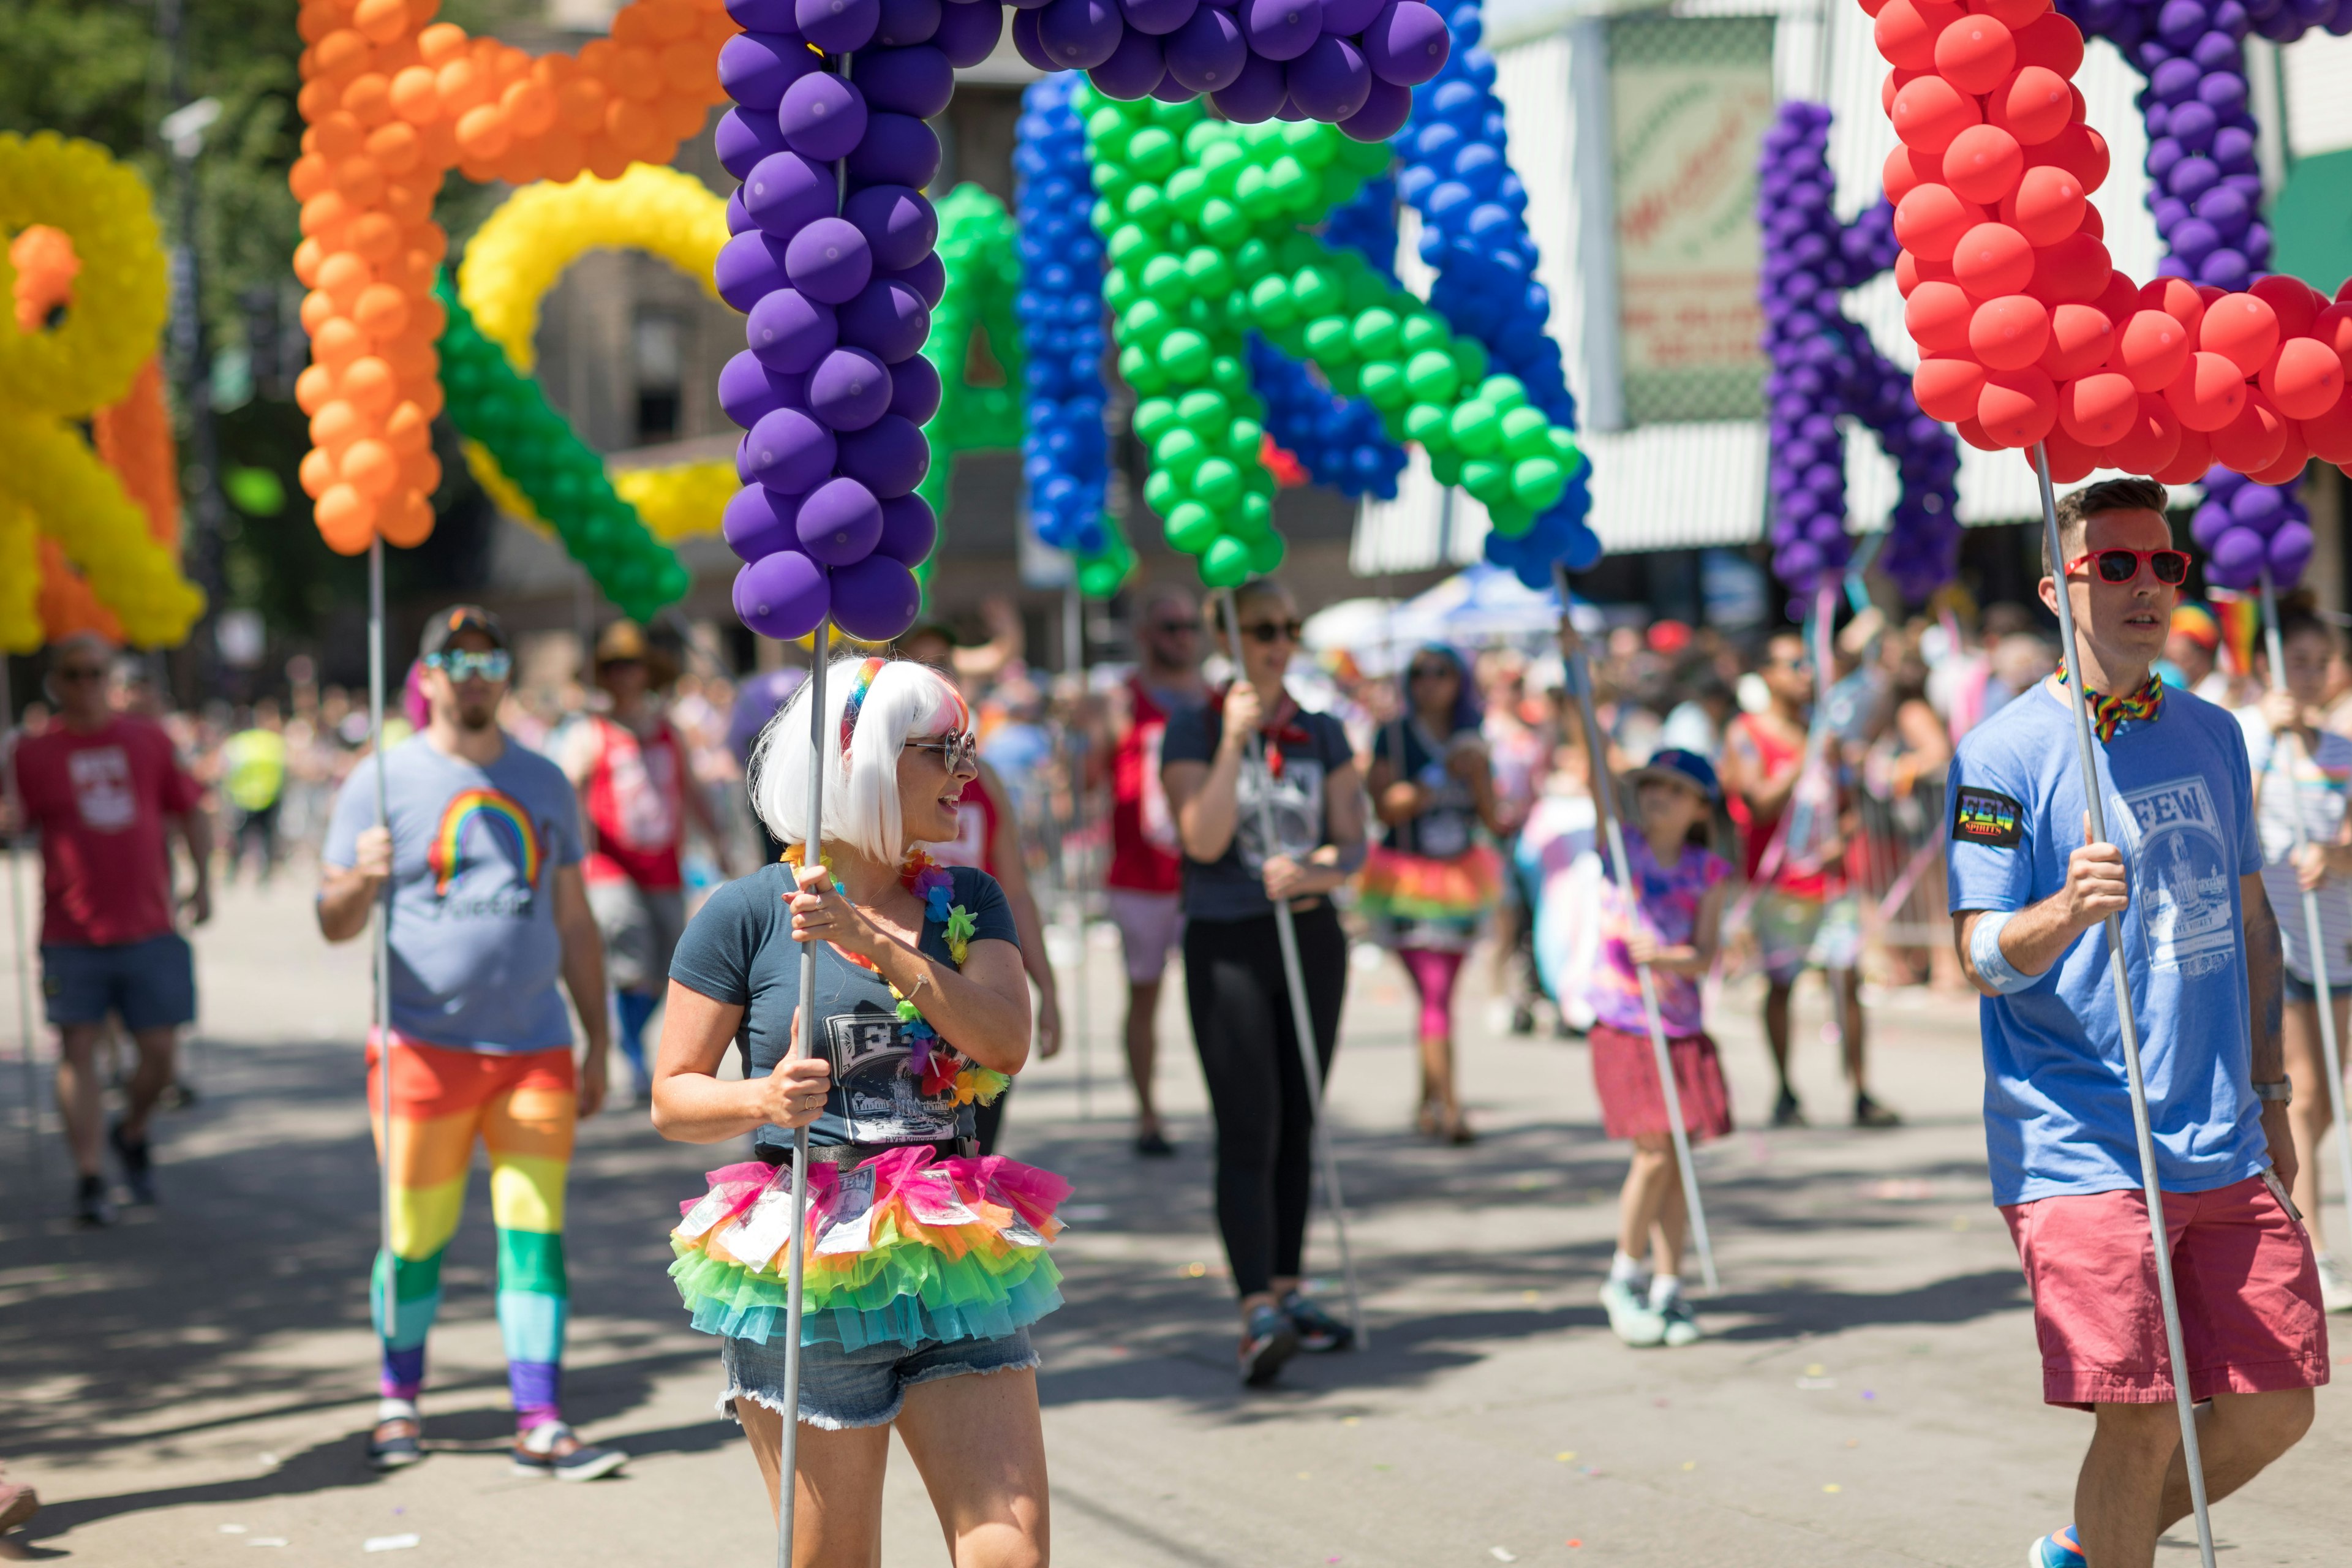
[1607,13,1776,425]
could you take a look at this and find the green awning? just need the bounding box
[2270,148,2352,291]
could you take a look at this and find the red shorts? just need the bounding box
[2001,1174,2330,1409]
[1587,1024,1733,1144]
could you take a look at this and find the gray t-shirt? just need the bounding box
[669,861,1019,1156]
[2239,710,2352,983]
[1161,693,1355,922]
[323,734,585,1052]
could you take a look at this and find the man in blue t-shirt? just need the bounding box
[1946,478,2325,1568]
[316,606,622,1483]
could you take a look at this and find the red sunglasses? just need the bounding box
[2064,548,2191,586]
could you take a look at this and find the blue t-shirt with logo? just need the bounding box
[1946,680,2267,1205]
[323,734,585,1052]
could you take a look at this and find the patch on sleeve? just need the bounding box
[1952,786,2024,848]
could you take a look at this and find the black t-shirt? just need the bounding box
[1370,719,1481,858]
[1160,692,1355,922]
[669,861,1020,1156]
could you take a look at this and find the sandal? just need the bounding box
[368,1416,424,1471]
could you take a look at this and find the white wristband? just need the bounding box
[1969,909,2039,995]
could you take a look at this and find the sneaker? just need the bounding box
[2024,1525,2085,1567]
[1133,1128,1175,1158]
[1771,1089,1807,1128]
[367,1416,424,1471]
[512,1422,627,1482]
[1853,1093,1902,1129]
[1238,1302,1299,1387]
[75,1174,116,1229]
[1600,1278,1665,1348]
[108,1120,155,1205]
[1282,1291,1355,1353]
[2318,1253,2352,1314]
[1656,1294,1703,1348]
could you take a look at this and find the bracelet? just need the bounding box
[1968,909,2040,995]
[2253,1077,2293,1103]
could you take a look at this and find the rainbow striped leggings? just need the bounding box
[368,1036,575,1432]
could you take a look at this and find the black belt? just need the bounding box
[757,1137,974,1167]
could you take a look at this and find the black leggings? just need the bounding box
[1183,903,1348,1298]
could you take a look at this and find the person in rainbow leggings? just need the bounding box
[317,606,624,1481]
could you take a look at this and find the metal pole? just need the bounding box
[1063,576,1090,1120]
[2255,571,2352,1262]
[2,660,42,1193]
[1555,567,1719,1294]
[2031,443,2216,1568]
[368,539,396,1344]
[776,621,829,1568]
[1217,590,1366,1347]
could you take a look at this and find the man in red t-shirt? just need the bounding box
[559,620,731,1097]
[4,633,213,1226]
[1103,586,1208,1156]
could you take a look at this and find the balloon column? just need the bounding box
[909,182,1020,571]
[1758,102,1962,603]
[435,274,692,620]
[2045,0,2320,589]
[1243,170,1408,500]
[712,8,956,644]
[1084,89,1586,589]
[1396,0,1597,581]
[709,0,1450,640]
[1014,74,1138,597]
[1874,0,2352,518]
[288,0,734,557]
[0,133,204,652]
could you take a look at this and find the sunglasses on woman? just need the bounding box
[1408,663,1456,682]
[1240,618,1304,645]
[2065,548,2190,586]
[907,731,980,773]
[425,649,513,684]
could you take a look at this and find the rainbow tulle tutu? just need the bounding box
[1356,844,1503,925]
[668,1145,1069,1351]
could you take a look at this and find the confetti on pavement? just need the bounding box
[363,1535,421,1553]
[1822,1483,1842,1494]
[1681,1460,1696,1471]
[1490,1549,1517,1562]
[1555,1452,1576,1462]
[219,1525,247,1534]
[249,1539,288,1548]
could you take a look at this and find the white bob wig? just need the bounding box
[748,655,969,863]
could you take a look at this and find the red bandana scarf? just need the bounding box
[1205,685,1309,776]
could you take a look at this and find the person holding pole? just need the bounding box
[2239,604,2352,1313]
[1945,479,2325,1568]
[1162,578,1367,1385]
[317,607,622,1480]
[650,657,1058,1562]
[1580,748,1733,1348]
[5,631,211,1229]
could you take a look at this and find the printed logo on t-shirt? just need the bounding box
[822,1009,960,1145]
[67,747,135,832]
[1237,756,1324,872]
[1953,786,2024,847]
[428,788,546,911]
[2121,775,2236,978]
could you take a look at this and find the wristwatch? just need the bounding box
[2252,1078,2293,1103]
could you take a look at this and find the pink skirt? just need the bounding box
[1588,1023,1733,1143]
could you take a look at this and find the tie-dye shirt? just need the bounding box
[1589,835,1730,1036]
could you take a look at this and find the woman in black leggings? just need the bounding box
[1161,578,1366,1386]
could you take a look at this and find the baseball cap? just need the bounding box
[418,604,509,660]
[1630,747,1721,803]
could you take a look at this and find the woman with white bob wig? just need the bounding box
[650,655,1066,1566]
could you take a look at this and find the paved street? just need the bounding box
[1,874,2345,1566]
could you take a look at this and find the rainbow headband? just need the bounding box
[835,659,970,761]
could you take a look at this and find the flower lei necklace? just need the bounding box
[783,842,1009,1107]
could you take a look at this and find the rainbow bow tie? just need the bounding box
[2057,663,2165,743]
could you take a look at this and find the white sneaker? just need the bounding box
[1654,1293,1703,1347]
[2318,1253,2352,1314]
[1600,1278,1665,1347]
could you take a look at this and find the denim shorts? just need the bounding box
[720,1327,1038,1431]
[40,933,196,1031]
